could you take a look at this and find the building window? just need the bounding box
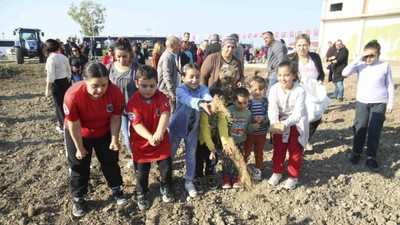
[330,3,343,11]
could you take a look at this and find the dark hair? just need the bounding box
[263,31,274,37]
[277,61,299,81]
[232,87,250,102]
[210,88,224,98]
[184,32,190,36]
[83,61,109,78]
[364,39,381,55]
[181,63,200,76]
[136,65,158,82]
[115,37,134,59]
[249,75,266,89]
[43,39,60,56]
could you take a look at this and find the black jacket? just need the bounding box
[329,46,349,82]
[287,52,325,82]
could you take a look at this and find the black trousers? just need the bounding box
[65,129,123,197]
[51,77,70,129]
[309,118,322,141]
[195,141,219,178]
[134,157,173,194]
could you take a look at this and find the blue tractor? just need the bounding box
[12,28,45,64]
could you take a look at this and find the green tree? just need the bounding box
[67,0,106,36]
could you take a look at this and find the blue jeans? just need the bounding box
[71,72,83,83]
[352,101,386,158]
[333,81,344,99]
[121,114,132,156]
[169,128,198,182]
[266,71,277,97]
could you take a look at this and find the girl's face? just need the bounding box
[250,81,265,101]
[135,78,157,99]
[362,48,379,65]
[71,48,79,56]
[115,49,131,66]
[84,76,109,99]
[277,66,294,91]
[295,38,310,57]
[181,68,200,91]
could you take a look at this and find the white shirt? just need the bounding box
[45,53,71,82]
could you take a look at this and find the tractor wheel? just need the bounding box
[15,47,24,64]
[39,52,45,63]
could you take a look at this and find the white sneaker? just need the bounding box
[284,177,298,190]
[56,126,64,134]
[185,181,198,198]
[252,168,262,181]
[268,173,282,186]
[126,161,134,169]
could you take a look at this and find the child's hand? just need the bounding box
[200,102,213,115]
[148,136,160,146]
[270,122,285,134]
[252,123,260,131]
[109,140,121,151]
[209,148,216,160]
[153,131,164,143]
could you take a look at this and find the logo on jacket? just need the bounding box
[156,108,160,116]
[106,104,114,113]
[127,112,135,121]
[63,104,70,115]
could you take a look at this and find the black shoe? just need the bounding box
[159,185,174,203]
[136,193,150,211]
[365,157,379,172]
[338,98,343,102]
[193,178,204,194]
[348,152,361,165]
[112,190,128,205]
[72,198,86,217]
[206,175,218,190]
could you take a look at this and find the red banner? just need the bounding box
[306,30,310,35]
[247,33,252,38]
[314,29,319,36]
[253,33,258,38]
[242,34,246,39]
[274,32,279,38]
[297,31,302,36]
[290,31,294,37]
[282,32,286,38]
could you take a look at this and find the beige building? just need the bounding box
[318,0,400,61]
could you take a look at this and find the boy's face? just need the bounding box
[250,81,265,101]
[181,68,200,91]
[135,78,157,99]
[277,66,294,90]
[233,95,249,111]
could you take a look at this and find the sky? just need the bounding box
[0,0,323,47]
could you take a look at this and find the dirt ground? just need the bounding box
[0,61,399,225]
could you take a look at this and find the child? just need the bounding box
[194,89,229,193]
[224,87,256,189]
[126,65,174,211]
[342,40,394,172]
[268,61,309,190]
[243,75,269,180]
[169,63,213,198]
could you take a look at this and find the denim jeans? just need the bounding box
[266,71,278,97]
[71,72,83,83]
[352,101,386,158]
[121,114,132,156]
[333,81,344,99]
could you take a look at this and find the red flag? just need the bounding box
[253,33,258,38]
[306,30,310,35]
[290,31,294,37]
[208,34,212,39]
[242,34,246,39]
[297,31,302,36]
[282,32,287,38]
[314,29,319,36]
[274,32,279,38]
[248,33,252,38]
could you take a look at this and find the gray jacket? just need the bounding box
[157,50,180,97]
[266,40,287,73]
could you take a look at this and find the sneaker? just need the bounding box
[284,177,299,190]
[222,174,232,189]
[268,173,282,186]
[185,181,198,198]
[348,152,361,165]
[365,157,379,172]
[252,169,262,181]
[232,176,241,189]
[193,178,204,194]
[159,185,174,203]
[305,143,313,151]
[56,126,64,134]
[206,175,218,190]
[126,161,135,169]
[338,98,344,102]
[72,198,86,217]
[112,190,128,205]
[136,193,150,211]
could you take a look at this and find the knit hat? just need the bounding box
[222,37,237,47]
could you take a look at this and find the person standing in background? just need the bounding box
[327,39,348,101]
[262,31,288,96]
[44,39,71,134]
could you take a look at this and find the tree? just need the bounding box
[67,0,106,36]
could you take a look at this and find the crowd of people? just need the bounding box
[43,31,394,217]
